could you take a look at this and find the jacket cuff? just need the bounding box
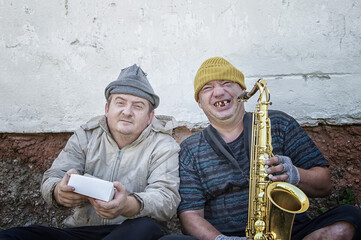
[128,193,144,219]
[44,179,67,210]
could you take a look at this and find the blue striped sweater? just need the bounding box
[178,110,329,235]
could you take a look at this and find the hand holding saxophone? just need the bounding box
[265,155,300,185]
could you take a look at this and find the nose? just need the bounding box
[121,104,133,117]
[213,84,225,98]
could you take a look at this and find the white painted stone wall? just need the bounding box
[1,0,360,132]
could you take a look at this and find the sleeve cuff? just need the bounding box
[128,193,144,218]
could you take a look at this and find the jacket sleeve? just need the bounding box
[133,135,181,222]
[40,127,88,208]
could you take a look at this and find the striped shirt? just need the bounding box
[178,110,329,235]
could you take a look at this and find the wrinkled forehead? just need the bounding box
[110,93,150,105]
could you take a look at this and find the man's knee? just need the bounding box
[333,205,361,238]
[304,221,355,240]
[129,217,164,239]
[329,221,355,239]
[127,217,160,231]
[106,217,164,240]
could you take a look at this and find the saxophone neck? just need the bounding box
[238,79,269,103]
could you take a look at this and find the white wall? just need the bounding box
[1,0,361,132]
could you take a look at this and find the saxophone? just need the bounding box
[238,79,309,240]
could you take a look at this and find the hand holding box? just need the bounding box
[67,174,115,202]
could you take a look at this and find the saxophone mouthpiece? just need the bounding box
[238,91,250,102]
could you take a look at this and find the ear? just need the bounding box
[197,99,203,110]
[105,102,109,117]
[147,110,155,125]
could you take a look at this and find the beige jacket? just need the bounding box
[41,115,180,227]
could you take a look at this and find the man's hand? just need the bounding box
[265,155,300,185]
[53,169,88,207]
[88,181,141,219]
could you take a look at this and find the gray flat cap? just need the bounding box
[105,64,160,108]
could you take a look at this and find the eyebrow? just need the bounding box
[113,96,125,102]
[202,83,212,88]
[114,96,146,105]
[133,101,146,106]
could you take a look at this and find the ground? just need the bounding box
[0,124,360,231]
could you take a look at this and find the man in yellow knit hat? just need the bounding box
[161,57,360,240]
[193,57,246,102]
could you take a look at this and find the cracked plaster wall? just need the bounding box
[1,0,361,132]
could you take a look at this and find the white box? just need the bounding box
[68,174,115,202]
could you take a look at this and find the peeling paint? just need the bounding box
[70,39,79,45]
[23,6,33,15]
[65,0,68,16]
[6,43,21,48]
[252,72,350,80]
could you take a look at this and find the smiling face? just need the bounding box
[105,93,154,146]
[197,80,245,126]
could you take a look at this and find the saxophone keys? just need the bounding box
[258,182,266,190]
[255,220,265,230]
[259,167,268,177]
[255,219,266,231]
[254,233,265,240]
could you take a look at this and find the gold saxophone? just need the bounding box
[238,79,309,240]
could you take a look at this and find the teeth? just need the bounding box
[214,100,229,107]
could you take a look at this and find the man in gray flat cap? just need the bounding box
[0,64,181,240]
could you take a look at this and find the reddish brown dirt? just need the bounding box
[0,133,72,172]
[303,124,361,217]
[0,124,360,230]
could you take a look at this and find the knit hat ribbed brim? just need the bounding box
[104,64,160,108]
[193,57,246,101]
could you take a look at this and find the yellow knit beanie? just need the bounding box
[194,57,246,101]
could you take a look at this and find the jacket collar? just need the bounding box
[98,114,177,148]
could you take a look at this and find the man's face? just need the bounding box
[105,93,154,140]
[198,80,245,125]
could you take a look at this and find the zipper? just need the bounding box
[111,149,122,182]
[103,148,122,225]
